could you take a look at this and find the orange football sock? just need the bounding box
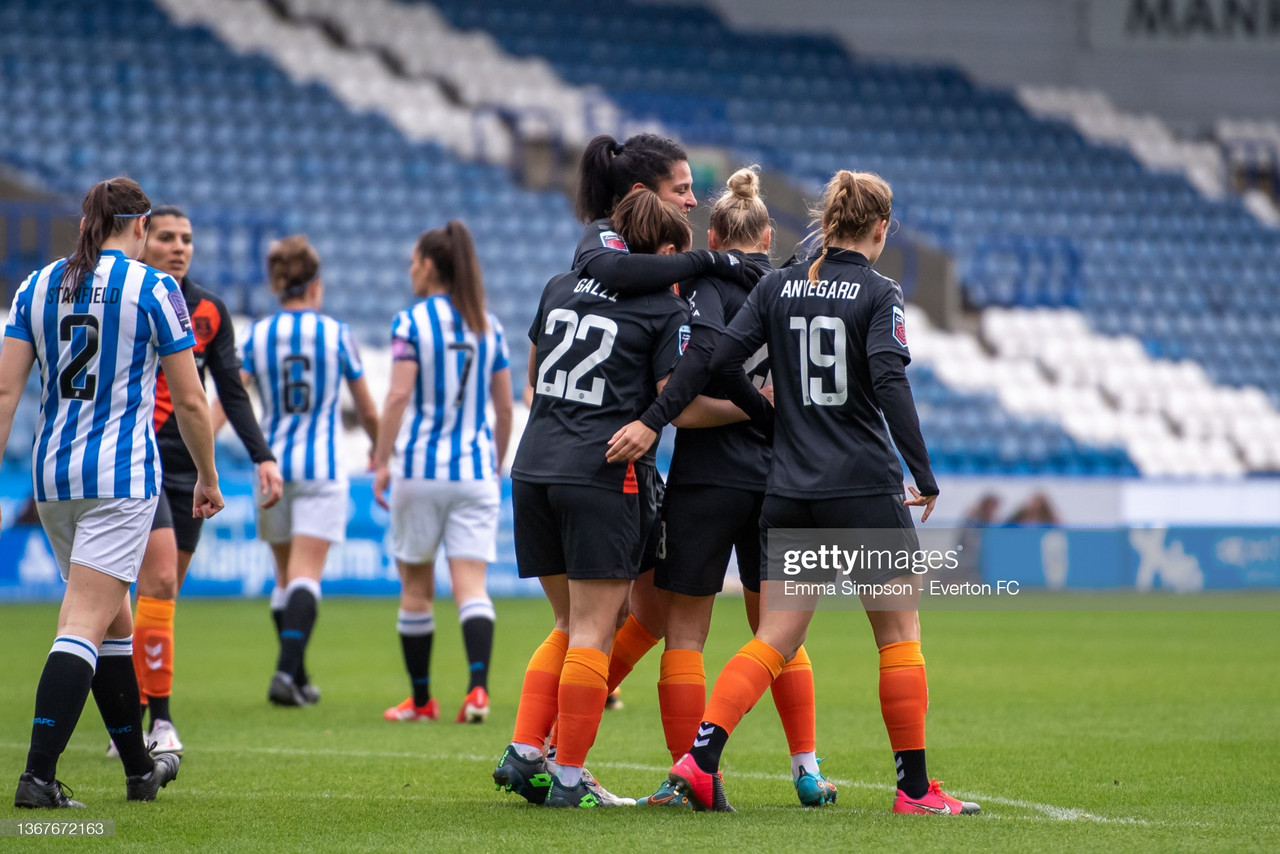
[702,638,786,735]
[605,615,659,693]
[554,647,610,768]
[770,644,816,755]
[511,629,569,749]
[132,596,175,700]
[657,649,705,762]
[878,640,928,751]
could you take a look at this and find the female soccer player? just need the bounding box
[493,189,692,809]
[668,171,980,816]
[372,221,513,725]
[123,206,283,756]
[240,235,379,707]
[1,177,222,807]
[570,133,760,708]
[606,167,837,809]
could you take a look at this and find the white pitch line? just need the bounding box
[1,742,1145,824]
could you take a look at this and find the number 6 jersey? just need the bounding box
[513,271,689,491]
[4,251,195,501]
[241,309,363,482]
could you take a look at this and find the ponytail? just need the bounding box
[62,177,150,298]
[575,132,689,224]
[415,220,488,333]
[806,170,893,283]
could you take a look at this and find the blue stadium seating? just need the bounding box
[0,0,1139,476]
[421,0,1280,410]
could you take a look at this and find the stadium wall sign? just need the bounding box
[1090,0,1280,50]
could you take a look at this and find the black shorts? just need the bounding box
[149,480,204,554]
[637,464,663,574]
[759,493,918,585]
[513,480,641,581]
[656,485,764,596]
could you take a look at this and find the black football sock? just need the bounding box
[397,610,434,706]
[458,598,496,691]
[93,642,155,778]
[147,694,171,725]
[26,639,98,782]
[276,579,319,680]
[689,722,730,774]
[895,750,929,799]
[272,600,309,687]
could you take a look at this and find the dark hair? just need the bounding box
[62,177,150,297]
[415,220,488,333]
[610,188,692,255]
[150,204,188,220]
[266,235,320,298]
[575,133,689,223]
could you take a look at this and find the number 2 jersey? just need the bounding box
[4,250,195,501]
[241,309,363,482]
[512,271,689,491]
[389,294,510,481]
[723,248,916,499]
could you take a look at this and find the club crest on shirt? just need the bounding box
[168,291,192,332]
[892,305,908,349]
[193,315,213,342]
[678,324,691,356]
[599,230,628,252]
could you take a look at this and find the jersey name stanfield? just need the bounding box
[572,278,619,303]
[779,279,862,300]
[51,285,122,305]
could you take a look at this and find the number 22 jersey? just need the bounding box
[512,271,689,491]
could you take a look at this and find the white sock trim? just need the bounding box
[285,576,322,602]
[98,638,133,657]
[791,751,818,779]
[556,765,583,787]
[269,585,288,611]
[51,635,98,668]
[397,609,435,637]
[512,742,542,761]
[458,597,496,624]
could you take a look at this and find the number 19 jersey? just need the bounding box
[242,309,363,482]
[4,250,195,501]
[512,272,689,491]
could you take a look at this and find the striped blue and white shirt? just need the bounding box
[391,296,509,481]
[242,310,363,482]
[4,250,195,501]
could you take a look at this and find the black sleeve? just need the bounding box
[207,301,275,464]
[869,351,937,496]
[709,332,773,426]
[582,250,751,296]
[639,326,718,431]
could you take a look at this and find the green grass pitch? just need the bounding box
[2,595,1278,852]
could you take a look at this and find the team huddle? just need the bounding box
[3,132,978,817]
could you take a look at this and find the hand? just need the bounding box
[903,485,937,523]
[605,420,657,464]
[373,465,392,511]
[759,384,775,406]
[256,460,284,509]
[193,476,225,519]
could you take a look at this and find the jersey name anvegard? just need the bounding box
[512,270,688,491]
[778,277,863,300]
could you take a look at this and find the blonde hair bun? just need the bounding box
[726,166,761,202]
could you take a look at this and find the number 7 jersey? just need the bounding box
[4,251,195,501]
[389,295,510,481]
[513,271,689,490]
[242,309,363,482]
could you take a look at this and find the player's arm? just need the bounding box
[869,351,938,521]
[526,343,537,390]
[371,355,416,509]
[490,367,514,476]
[162,348,223,519]
[708,285,773,425]
[348,376,379,451]
[205,301,281,507]
[583,249,753,294]
[0,338,36,504]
